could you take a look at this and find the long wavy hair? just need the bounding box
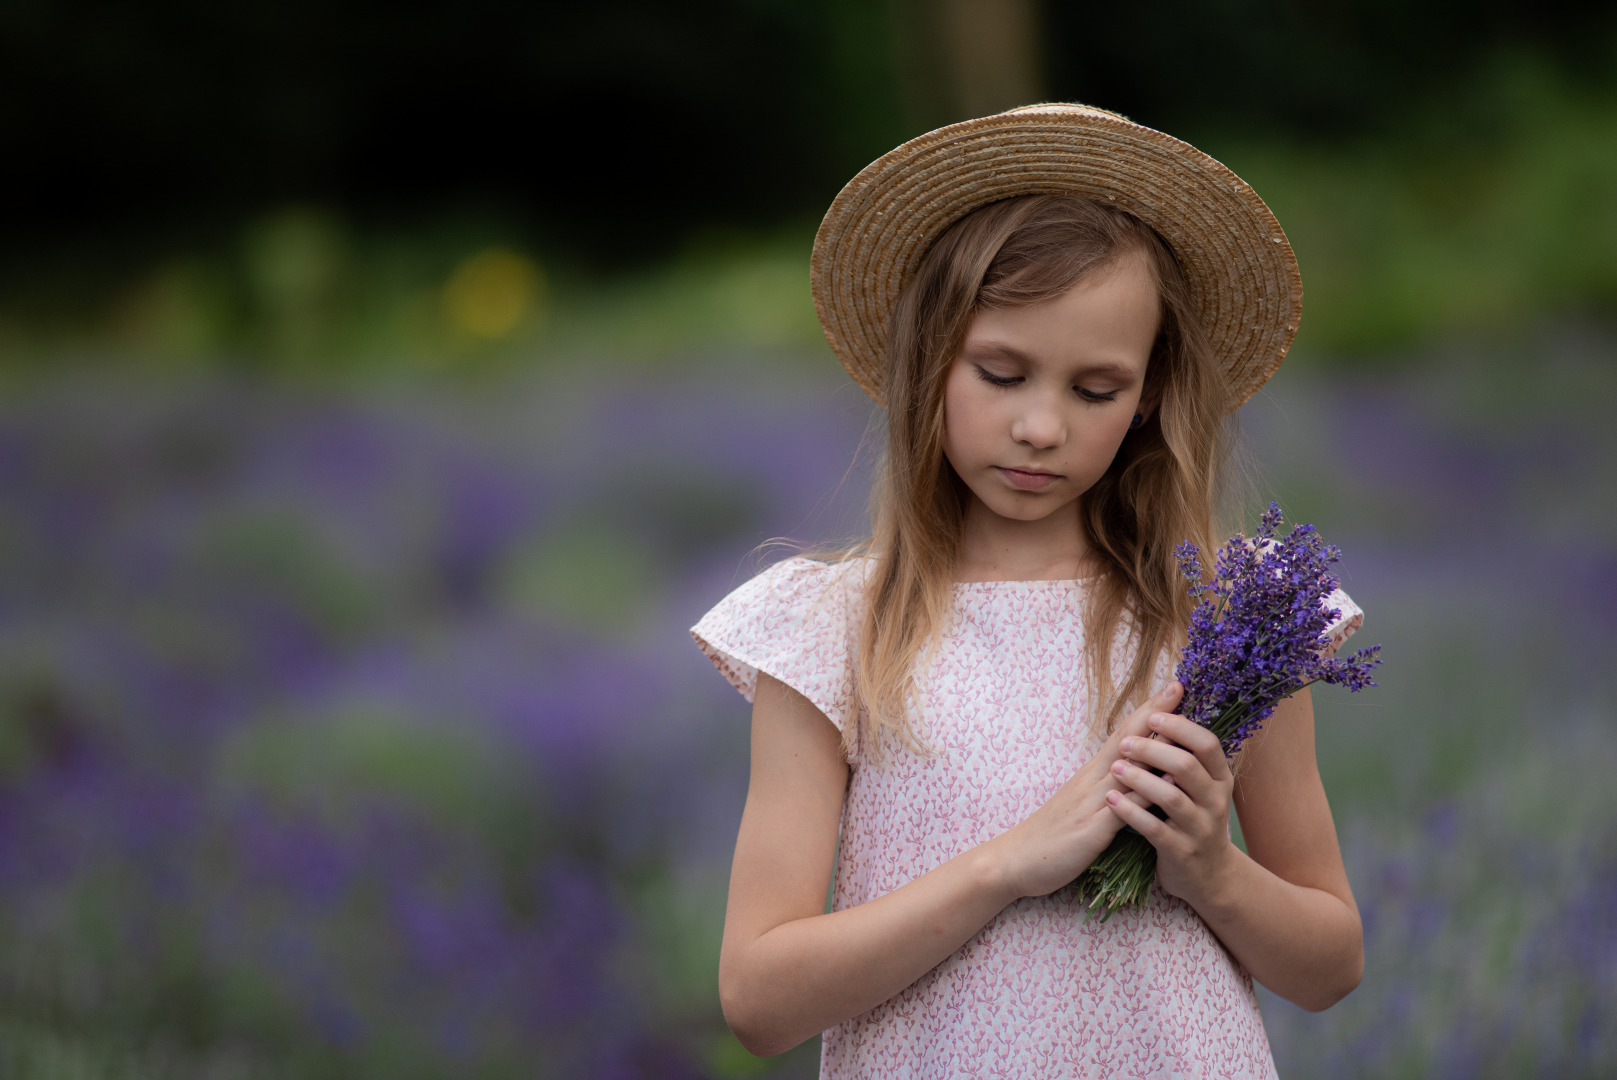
[843,194,1233,759]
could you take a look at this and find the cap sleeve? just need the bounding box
[1322,586,1364,654]
[690,556,864,733]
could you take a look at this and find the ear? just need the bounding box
[1134,373,1164,425]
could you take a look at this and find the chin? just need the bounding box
[984,492,1073,522]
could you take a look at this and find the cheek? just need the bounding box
[1105,408,1138,444]
[1075,410,1137,470]
[941,369,991,459]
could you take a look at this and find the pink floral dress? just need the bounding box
[692,557,1363,1080]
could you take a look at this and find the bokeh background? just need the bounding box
[3,1,1616,1076]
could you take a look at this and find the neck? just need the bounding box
[954,496,1093,582]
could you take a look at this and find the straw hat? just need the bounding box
[810,103,1302,411]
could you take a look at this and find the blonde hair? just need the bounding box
[842,194,1232,759]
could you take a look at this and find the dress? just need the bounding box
[691,557,1363,1080]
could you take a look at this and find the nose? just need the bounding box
[1010,393,1066,450]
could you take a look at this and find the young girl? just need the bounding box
[691,105,1364,1079]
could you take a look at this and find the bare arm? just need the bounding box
[1107,688,1363,1011]
[720,673,1183,1056]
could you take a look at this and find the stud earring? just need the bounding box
[1130,413,1143,429]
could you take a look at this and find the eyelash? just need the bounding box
[974,366,1120,403]
[975,368,1020,388]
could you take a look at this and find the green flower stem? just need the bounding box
[1074,827,1157,922]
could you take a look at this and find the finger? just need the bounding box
[1105,789,1174,843]
[1114,681,1184,743]
[1093,763,1157,805]
[1119,735,1217,806]
[1101,767,1157,809]
[1148,713,1232,783]
[1120,735,1197,777]
[1110,757,1194,819]
[1113,783,1153,809]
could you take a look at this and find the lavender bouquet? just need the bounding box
[1074,504,1382,921]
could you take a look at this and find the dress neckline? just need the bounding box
[951,576,1092,590]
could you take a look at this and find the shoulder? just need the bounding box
[1242,537,1367,653]
[689,555,869,731]
[1321,585,1364,654]
[698,555,869,629]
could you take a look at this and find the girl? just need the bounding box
[692,105,1364,1079]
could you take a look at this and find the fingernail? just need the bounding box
[1113,761,1127,776]
[1106,791,1120,805]
[1149,714,1163,728]
[1121,737,1134,752]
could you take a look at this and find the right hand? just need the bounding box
[987,681,1185,898]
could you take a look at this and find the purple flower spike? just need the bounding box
[1174,503,1381,756]
[1076,504,1381,919]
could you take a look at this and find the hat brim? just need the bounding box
[810,104,1302,411]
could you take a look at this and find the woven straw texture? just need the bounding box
[810,104,1302,411]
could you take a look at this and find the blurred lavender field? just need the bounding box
[1,334,1614,1078]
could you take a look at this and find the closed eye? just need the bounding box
[974,366,1022,388]
[1077,387,1121,403]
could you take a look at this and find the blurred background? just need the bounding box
[2,1,1615,1076]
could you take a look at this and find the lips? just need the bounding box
[995,466,1062,492]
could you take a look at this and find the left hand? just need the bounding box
[1104,711,1237,906]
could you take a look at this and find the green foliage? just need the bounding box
[4,70,1615,373]
[1222,62,1617,355]
[0,1018,276,1080]
[495,519,663,634]
[195,510,385,642]
[214,705,522,834]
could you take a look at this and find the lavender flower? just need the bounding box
[1175,504,1382,756]
[1075,505,1382,920]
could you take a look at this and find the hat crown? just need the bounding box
[1003,102,1126,121]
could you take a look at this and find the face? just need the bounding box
[942,248,1161,527]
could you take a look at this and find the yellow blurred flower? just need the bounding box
[441,249,546,339]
